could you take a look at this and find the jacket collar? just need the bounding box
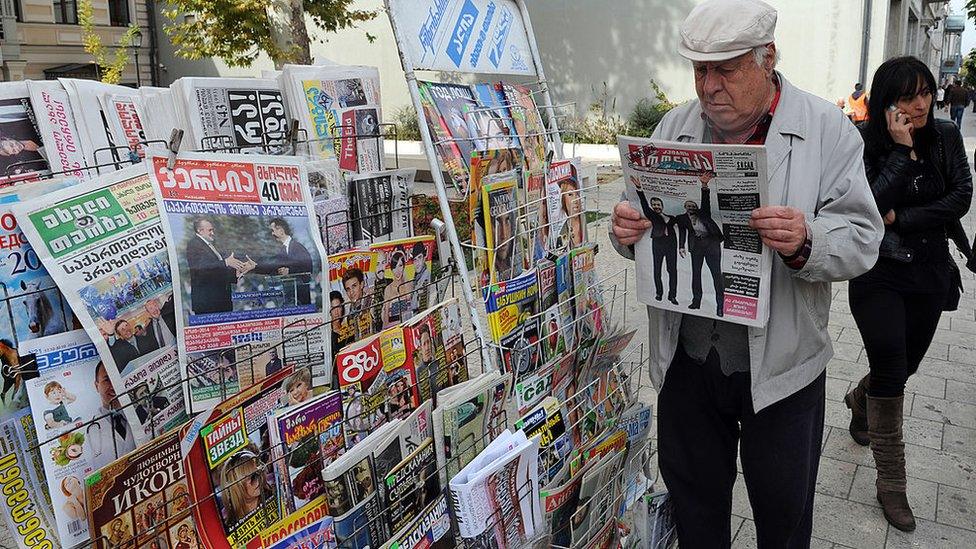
[674,71,807,142]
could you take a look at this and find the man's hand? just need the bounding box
[700,171,714,188]
[224,252,245,270]
[749,206,808,255]
[277,267,290,275]
[884,210,896,226]
[679,247,686,258]
[611,201,651,246]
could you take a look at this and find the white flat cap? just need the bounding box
[678,0,777,62]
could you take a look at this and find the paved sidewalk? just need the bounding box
[592,110,976,548]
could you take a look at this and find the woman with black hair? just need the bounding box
[847,56,972,532]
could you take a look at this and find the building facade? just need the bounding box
[0,0,155,85]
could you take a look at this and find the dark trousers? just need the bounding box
[950,105,965,127]
[849,282,944,397]
[652,237,678,300]
[690,242,724,307]
[658,346,825,549]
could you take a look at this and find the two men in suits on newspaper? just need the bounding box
[675,172,725,315]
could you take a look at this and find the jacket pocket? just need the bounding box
[797,279,829,330]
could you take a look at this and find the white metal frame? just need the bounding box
[384,0,567,373]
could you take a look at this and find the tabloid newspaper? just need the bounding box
[280,64,384,172]
[19,330,122,546]
[380,493,452,549]
[145,150,329,409]
[99,94,148,160]
[432,371,512,487]
[448,429,543,548]
[618,136,772,326]
[346,168,415,247]
[171,78,290,153]
[26,81,89,180]
[84,430,199,549]
[328,250,377,367]
[183,368,301,549]
[0,416,59,548]
[0,82,51,185]
[12,166,189,445]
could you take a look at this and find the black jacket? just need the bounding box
[186,235,238,314]
[859,119,973,263]
[675,186,724,253]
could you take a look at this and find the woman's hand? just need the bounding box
[886,108,913,148]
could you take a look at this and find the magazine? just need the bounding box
[417,81,478,190]
[381,437,440,536]
[321,431,387,549]
[336,327,419,448]
[486,270,541,377]
[146,150,329,408]
[404,297,469,406]
[515,396,574,486]
[449,429,543,547]
[473,83,520,151]
[469,149,524,290]
[536,258,567,364]
[570,244,603,344]
[184,368,303,549]
[250,498,334,549]
[481,170,524,286]
[0,82,50,184]
[380,494,452,549]
[0,416,59,548]
[171,77,290,153]
[281,64,383,172]
[546,159,587,253]
[432,371,512,487]
[20,330,124,546]
[327,250,377,367]
[26,80,89,179]
[268,390,345,515]
[0,180,77,421]
[570,451,624,547]
[12,166,189,444]
[347,168,415,247]
[369,236,435,331]
[618,136,772,326]
[499,83,548,179]
[85,431,198,549]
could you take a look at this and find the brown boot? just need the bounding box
[867,395,916,532]
[844,375,870,446]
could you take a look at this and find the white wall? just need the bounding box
[156,0,915,123]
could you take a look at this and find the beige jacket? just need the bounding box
[612,74,884,411]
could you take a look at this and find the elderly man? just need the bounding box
[611,1,884,546]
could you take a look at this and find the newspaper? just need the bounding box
[346,169,415,247]
[449,429,543,547]
[0,82,50,184]
[171,77,290,153]
[0,416,59,548]
[136,87,179,144]
[99,93,148,160]
[12,166,189,444]
[145,150,329,410]
[59,78,141,171]
[618,137,772,326]
[27,80,89,179]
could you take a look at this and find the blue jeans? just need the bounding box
[951,105,965,127]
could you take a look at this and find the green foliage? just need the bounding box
[79,0,141,84]
[159,0,376,67]
[391,105,422,141]
[628,81,677,138]
[963,49,976,89]
[565,80,677,144]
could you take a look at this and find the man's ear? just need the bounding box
[764,43,777,74]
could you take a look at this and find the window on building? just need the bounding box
[53,0,78,24]
[109,0,129,26]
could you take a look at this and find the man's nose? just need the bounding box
[702,70,724,97]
